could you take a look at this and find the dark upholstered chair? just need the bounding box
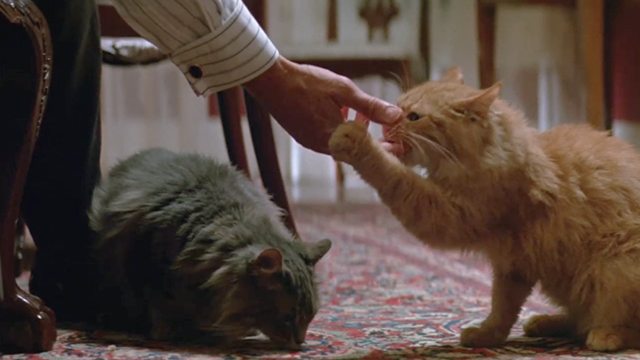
[0,0,57,353]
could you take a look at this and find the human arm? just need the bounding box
[109,0,403,153]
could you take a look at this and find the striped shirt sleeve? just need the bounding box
[109,0,279,96]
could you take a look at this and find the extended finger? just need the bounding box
[336,85,403,126]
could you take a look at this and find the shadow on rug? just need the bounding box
[5,204,640,359]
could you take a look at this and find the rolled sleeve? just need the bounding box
[172,1,279,96]
[110,0,279,96]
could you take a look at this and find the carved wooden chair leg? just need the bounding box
[335,162,346,203]
[0,0,56,354]
[14,217,25,278]
[218,88,252,178]
[244,91,298,236]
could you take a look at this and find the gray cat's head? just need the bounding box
[177,237,332,348]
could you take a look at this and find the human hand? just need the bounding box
[244,56,404,154]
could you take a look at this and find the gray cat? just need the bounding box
[89,148,331,348]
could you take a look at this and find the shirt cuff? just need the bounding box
[170,0,279,97]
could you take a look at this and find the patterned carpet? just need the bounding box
[5,204,640,359]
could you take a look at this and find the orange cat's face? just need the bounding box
[383,67,503,172]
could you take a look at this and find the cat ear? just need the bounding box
[304,239,332,265]
[459,82,502,116]
[255,248,283,274]
[440,66,464,84]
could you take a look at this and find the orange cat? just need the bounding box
[329,67,640,352]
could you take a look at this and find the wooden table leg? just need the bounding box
[578,0,606,130]
[603,0,616,132]
[477,0,497,89]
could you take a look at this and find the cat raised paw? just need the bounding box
[460,326,508,348]
[329,121,370,164]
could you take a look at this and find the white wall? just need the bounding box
[100,61,290,184]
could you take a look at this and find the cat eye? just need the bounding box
[406,112,420,121]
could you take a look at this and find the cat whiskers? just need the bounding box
[399,132,429,163]
[406,132,460,165]
[383,71,409,92]
[383,124,408,152]
[384,123,402,138]
[384,126,429,163]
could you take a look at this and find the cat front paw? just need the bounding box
[329,121,370,164]
[586,328,624,352]
[460,326,508,348]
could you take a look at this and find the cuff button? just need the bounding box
[188,65,203,79]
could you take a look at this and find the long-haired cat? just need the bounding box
[89,148,331,348]
[328,67,640,352]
